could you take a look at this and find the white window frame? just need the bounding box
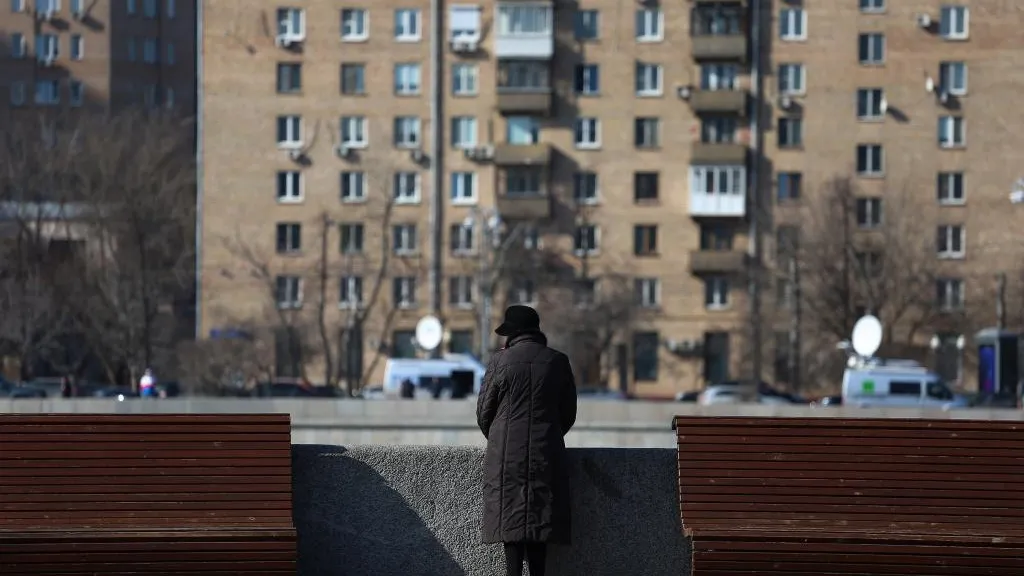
[394,63,421,95]
[938,116,965,148]
[339,276,364,309]
[394,277,418,309]
[575,64,599,95]
[126,0,135,14]
[340,223,364,254]
[575,9,599,40]
[340,116,368,148]
[505,168,543,196]
[394,8,421,42]
[689,166,746,196]
[277,115,302,149]
[777,117,803,148]
[635,117,660,148]
[859,0,885,13]
[449,5,482,41]
[856,144,884,176]
[858,33,885,65]
[276,222,302,254]
[69,0,83,16]
[939,61,968,96]
[9,82,25,106]
[10,33,26,58]
[11,0,26,12]
[937,225,965,259]
[451,222,475,254]
[70,34,83,60]
[777,63,805,95]
[143,0,156,18]
[496,5,552,36]
[635,8,663,42]
[68,79,83,106]
[856,198,883,229]
[277,7,306,42]
[635,62,662,96]
[393,172,421,204]
[166,0,174,18]
[275,276,303,309]
[34,79,60,105]
[393,116,421,149]
[937,279,964,311]
[574,117,601,149]
[35,0,60,14]
[506,116,540,144]
[634,278,660,309]
[937,172,965,205]
[35,34,59,62]
[705,276,730,310]
[451,116,477,149]
[452,63,478,95]
[449,276,474,308]
[940,5,969,40]
[701,64,738,90]
[340,171,366,203]
[779,8,807,41]
[573,172,599,205]
[393,224,419,256]
[573,225,600,256]
[856,88,884,121]
[165,42,175,65]
[450,172,477,205]
[341,8,368,41]
[276,171,303,203]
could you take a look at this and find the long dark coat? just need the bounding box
[476,332,578,544]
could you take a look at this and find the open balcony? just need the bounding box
[497,61,552,115]
[689,165,747,217]
[691,142,747,164]
[691,4,748,61]
[496,165,550,219]
[688,89,747,115]
[493,143,551,166]
[689,250,747,274]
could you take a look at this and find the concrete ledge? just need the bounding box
[293,445,689,576]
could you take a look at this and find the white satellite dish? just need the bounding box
[851,315,883,358]
[415,315,443,351]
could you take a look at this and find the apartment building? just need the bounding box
[0,0,195,114]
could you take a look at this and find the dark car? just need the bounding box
[0,377,47,399]
[253,380,340,398]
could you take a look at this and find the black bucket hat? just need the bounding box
[495,305,540,336]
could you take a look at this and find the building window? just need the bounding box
[497,5,551,35]
[393,172,420,204]
[939,6,969,40]
[936,225,965,258]
[164,87,175,108]
[573,172,598,204]
[705,277,729,309]
[165,43,175,65]
[575,9,599,40]
[452,63,478,95]
[277,63,302,93]
[450,222,475,254]
[341,63,365,94]
[690,166,745,196]
[856,198,883,228]
[777,117,803,148]
[634,279,659,308]
[858,33,885,65]
[777,63,805,95]
[509,279,536,306]
[860,0,884,13]
[936,279,964,311]
[451,116,477,148]
[339,276,363,308]
[635,8,662,41]
[143,85,158,108]
[633,332,659,381]
[69,80,83,106]
[340,116,368,147]
[276,115,302,148]
[499,61,550,91]
[276,171,303,203]
[699,226,733,251]
[635,63,662,96]
[634,172,659,202]
[276,223,301,254]
[937,172,965,205]
[393,224,418,255]
[341,9,368,40]
[33,80,59,105]
[275,276,303,309]
[701,64,737,90]
[779,8,806,41]
[11,0,25,12]
[143,0,156,17]
[938,116,965,148]
[449,276,474,307]
[855,251,884,278]
[394,63,421,95]
[340,171,365,202]
[391,330,416,358]
[506,116,540,144]
[574,225,599,256]
[35,34,58,61]
[634,117,660,148]
[449,330,474,354]
[505,168,543,195]
[856,88,885,120]
[633,225,658,256]
[777,172,802,202]
[573,64,599,95]
[574,118,601,149]
[393,277,417,308]
[70,35,83,60]
[9,33,26,58]
[450,172,477,204]
[449,5,481,41]
[856,144,883,176]
[9,82,25,106]
[277,8,306,41]
[127,37,136,61]
[701,116,735,143]
[166,0,175,18]
[340,223,364,254]
[394,8,421,41]
[939,61,967,95]
[143,38,158,63]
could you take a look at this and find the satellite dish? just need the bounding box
[415,315,443,351]
[851,315,883,358]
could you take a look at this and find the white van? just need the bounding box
[381,354,486,398]
[842,364,968,409]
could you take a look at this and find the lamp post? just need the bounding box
[463,208,503,364]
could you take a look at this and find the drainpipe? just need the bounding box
[428,0,445,358]
[193,0,204,340]
[746,0,765,394]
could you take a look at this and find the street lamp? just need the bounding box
[462,208,504,363]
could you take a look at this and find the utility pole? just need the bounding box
[787,255,801,392]
[427,0,445,360]
[478,224,494,364]
[997,271,1007,330]
[745,0,766,398]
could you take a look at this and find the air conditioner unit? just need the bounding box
[917,14,932,28]
[410,148,426,163]
[451,39,478,53]
[676,85,693,100]
[778,94,793,110]
[335,144,352,159]
[937,90,950,104]
[924,76,936,93]
[275,36,301,48]
[476,145,495,160]
[287,148,304,161]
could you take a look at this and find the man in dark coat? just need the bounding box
[476,305,578,576]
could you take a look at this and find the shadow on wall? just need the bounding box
[293,445,689,576]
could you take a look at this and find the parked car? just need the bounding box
[252,379,340,398]
[675,391,701,403]
[699,381,808,406]
[0,377,47,398]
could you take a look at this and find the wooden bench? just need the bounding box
[0,414,296,575]
[675,416,1024,575]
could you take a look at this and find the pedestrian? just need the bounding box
[139,368,157,398]
[399,377,415,399]
[476,305,578,576]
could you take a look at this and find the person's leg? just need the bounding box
[503,542,526,576]
[525,542,547,576]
